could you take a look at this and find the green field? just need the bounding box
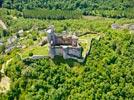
[22,45,49,58]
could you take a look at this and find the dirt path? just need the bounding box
[0,59,12,93]
[0,76,10,93]
[1,59,12,74]
[0,19,7,30]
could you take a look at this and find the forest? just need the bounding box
[23,9,82,20]
[1,0,134,18]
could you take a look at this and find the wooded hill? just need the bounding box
[23,9,82,20]
[2,0,134,18]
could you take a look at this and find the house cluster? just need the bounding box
[3,29,24,53]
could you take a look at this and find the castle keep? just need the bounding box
[47,26,83,60]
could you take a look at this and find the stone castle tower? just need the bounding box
[47,25,55,44]
[46,26,83,60]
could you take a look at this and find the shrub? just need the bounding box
[29,52,33,57]
[32,36,37,41]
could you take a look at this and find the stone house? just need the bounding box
[7,35,17,44]
[5,46,15,53]
[17,29,24,37]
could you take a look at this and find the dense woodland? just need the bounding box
[23,9,82,20]
[0,0,134,100]
[1,0,134,18]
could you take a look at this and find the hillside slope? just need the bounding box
[0,16,134,99]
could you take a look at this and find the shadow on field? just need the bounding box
[52,56,80,67]
[23,56,84,67]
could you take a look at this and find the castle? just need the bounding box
[47,26,83,60]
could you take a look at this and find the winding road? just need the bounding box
[0,59,12,93]
[0,19,7,30]
[0,19,10,93]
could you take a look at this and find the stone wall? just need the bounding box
[23,55,49,60]
[50,46,82,59]
[82,38,93,62]
[49,46,62,58]
[67,47,82,57]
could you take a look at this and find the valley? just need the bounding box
[0,0,134,99]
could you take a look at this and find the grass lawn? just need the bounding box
[79,39,92,57]
[79,33,100,57]
[22,44,49,58]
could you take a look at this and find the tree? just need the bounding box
[0,44,5,53]
[29,52,33,56]
[0,0,3,7]
[2,29,9,37]
[32,36,37,41]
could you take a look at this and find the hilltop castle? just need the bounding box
[47,26,83,60]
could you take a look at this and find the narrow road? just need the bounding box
[1,58,12,74]
[0,19,7,30]
[0,59,12,93]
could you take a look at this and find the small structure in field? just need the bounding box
[111,23,134,31]
[111,24,120,29]
[129,24,134,31]
[47,26,83,61]
[0,40,3,46]
[17,29,24,37]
